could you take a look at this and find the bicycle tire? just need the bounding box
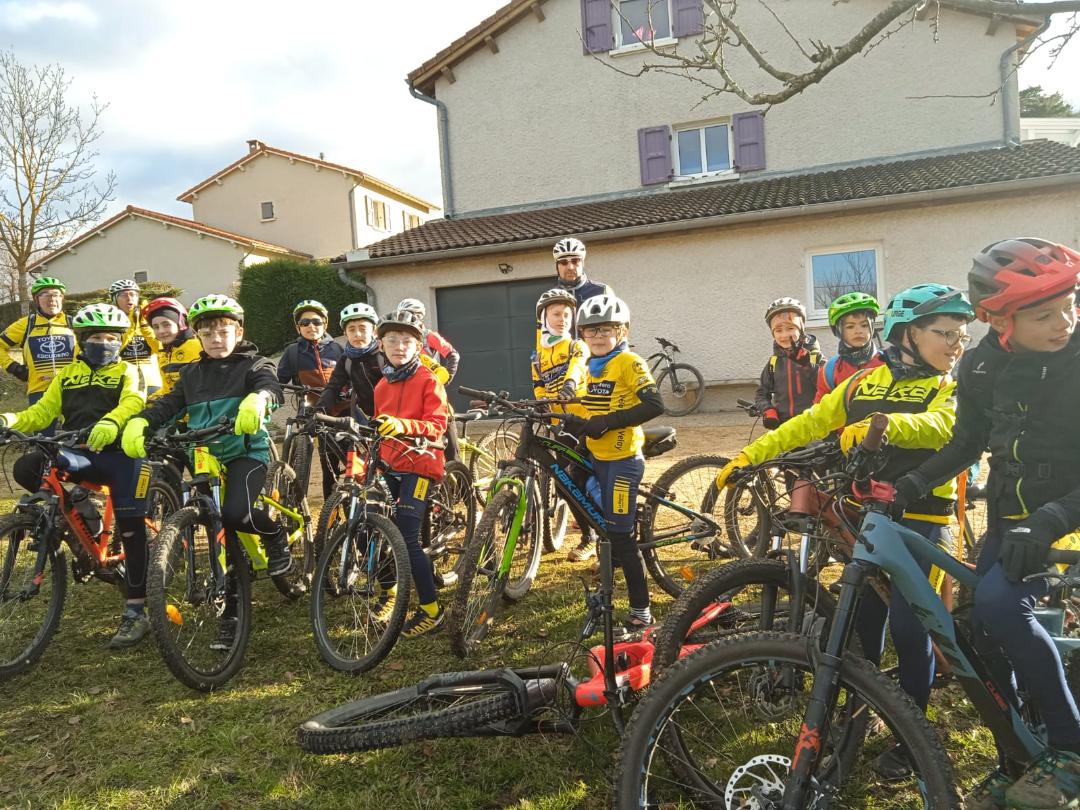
[468,421,522,493]
[0,513,67,680]
[642,453,736,597]
[447,488,516,658]
[309,512,410,674]
[284,434,314,503]
[297,679,519,754]
[503,478,543,602]
[655,362,704,417]
[542,471,569,553]
[264,460,315,600]
[612,632,960,809]
[425,460,475,580]
[146,506,253,692]
[651,557,836,673]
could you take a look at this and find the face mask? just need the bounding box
[82,341,121,368]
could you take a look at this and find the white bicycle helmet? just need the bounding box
[535,288,578,321]
[577,294,629,327]
[553,237,587,261]
[397,298,426,319]
[340,302,379,329]
[109,279,140,298]
[764,297,806,325]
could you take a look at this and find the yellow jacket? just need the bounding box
[744,362,958,511]
[532,336,588,416]
[120,314,162,391]
[11,357,145,435]
[153,334,202,399]
[0,311,76,395]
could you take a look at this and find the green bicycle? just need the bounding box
[145,419,309,691]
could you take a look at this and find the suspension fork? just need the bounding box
[783,560,868,809]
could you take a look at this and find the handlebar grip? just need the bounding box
[1046,549,1080,566]
[312,413,356,429]
[861,413,890,453]
[458,386,492,401]
[736,399,754,408]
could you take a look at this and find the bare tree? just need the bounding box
[0,50,115,309]
[595,1,1080,109]
[812,251,878,310]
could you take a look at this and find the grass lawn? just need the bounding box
[0,414,1003,809]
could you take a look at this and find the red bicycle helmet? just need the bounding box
[969,238,1080,321]
[142,296,188,330]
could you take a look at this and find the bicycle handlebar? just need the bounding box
[736,398,760,417]
[457,387,578,422]
[0,426,88,448]
[148,417,235,449]
[861,413,889,453]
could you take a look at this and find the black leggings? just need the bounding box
[212,456,279,542]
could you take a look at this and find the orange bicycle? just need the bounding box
[0,427,179,679]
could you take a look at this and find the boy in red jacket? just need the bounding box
[371,309,450,637]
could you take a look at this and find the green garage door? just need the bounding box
[436,277,554,411]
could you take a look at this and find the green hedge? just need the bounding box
[237,259,365,355]
[63,281,185,315]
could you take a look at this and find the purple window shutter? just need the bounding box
[638,126,672,185]
[581,0,613,54]
[732,111,766,172]
[671,0,704,38]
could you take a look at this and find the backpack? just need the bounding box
[823,355,842,391]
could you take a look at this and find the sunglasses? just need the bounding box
[297,318,324,327]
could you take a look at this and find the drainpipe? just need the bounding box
[337,266,378,312]
[347,182,360,249]
[999,15,1051,145]
[407,79,454,219]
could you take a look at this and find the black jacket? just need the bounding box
[911,329,1080,531]
[316,349,384,418]
[754,334,825,422]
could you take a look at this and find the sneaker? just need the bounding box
[965,769,1011,810]
[209,617,237,652]
[264,530,293,577]
[567,535,596,562]
[615,614,655,640]
[433,569,458,588]
[109,608,150,649]
[871,743,913,781]
[371,588,397,624]
[1004,748,1080,809]
[402,606,445,638]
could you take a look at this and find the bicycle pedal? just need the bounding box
[434,570,458,588]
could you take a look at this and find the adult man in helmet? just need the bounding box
[0,277,76,406]
[110,279,162,395]
[552,237,612,309]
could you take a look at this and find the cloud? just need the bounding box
[0,1,97,30]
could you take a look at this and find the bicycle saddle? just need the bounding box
[643,427,677,459]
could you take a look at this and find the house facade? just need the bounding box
[340,0,1080,410]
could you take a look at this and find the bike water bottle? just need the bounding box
[69,485,102,537]
[586,475,602,508]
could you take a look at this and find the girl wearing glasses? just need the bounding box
[716,283,975,780]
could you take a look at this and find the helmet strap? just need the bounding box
[996,317,1016,353]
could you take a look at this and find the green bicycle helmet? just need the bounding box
[30,276,66,296]
[828,292,880,334]
[883,284,974,343]
[339,302,379,330]
[188,294,244,327]
[71,303,130,336]
[293,299,328,323]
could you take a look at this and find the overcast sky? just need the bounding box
[4,0,1077,222]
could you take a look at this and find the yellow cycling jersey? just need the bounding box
[532,336,588,417]
[11,357,144,434]
[744,362,959,506]
[581,350,657,461]
[153,335,202,399]
[120,315,162,391]
[0,311,76,395]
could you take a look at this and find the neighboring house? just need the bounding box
[338,0,1080,409]
[1021,117,1080,147]
[28,206,311,304]
[177,140,442,260]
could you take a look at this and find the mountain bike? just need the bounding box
[308,413,448,674]
[0,427,178,679]
[144,419,310,691]
[445,387,711,658]
[612,414,1080,808]
[642,336,704,417]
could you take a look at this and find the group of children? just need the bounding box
[4,232,1080,806]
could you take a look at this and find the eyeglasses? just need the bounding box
[197,327,236,340]
[297,318,324,327]
[557,258,582,266]
[581,326,618,338]
[928,328,972,347]
[381,334,417,347]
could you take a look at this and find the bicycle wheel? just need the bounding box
[264,460,315,599]
[724,466,788,557]
[297,676,520,754]
[541,471,570,553]
[0,513,67,680]
[424,460,475,582]
[283,434,313,502]
[650,557,836,673]
[655,362,705,417]
[504,478,543,602]
[643,454,736,597]
[612,632,960,809]
[468,421,522,495]
[310,512,410,674]
[146,506,252,692]
[447,488,517,658]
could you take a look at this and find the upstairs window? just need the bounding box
[260,201,275,221]
[616,0,671,47]
[366,198,389,231]
[675,121,732,177]
[403,212,423,230]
